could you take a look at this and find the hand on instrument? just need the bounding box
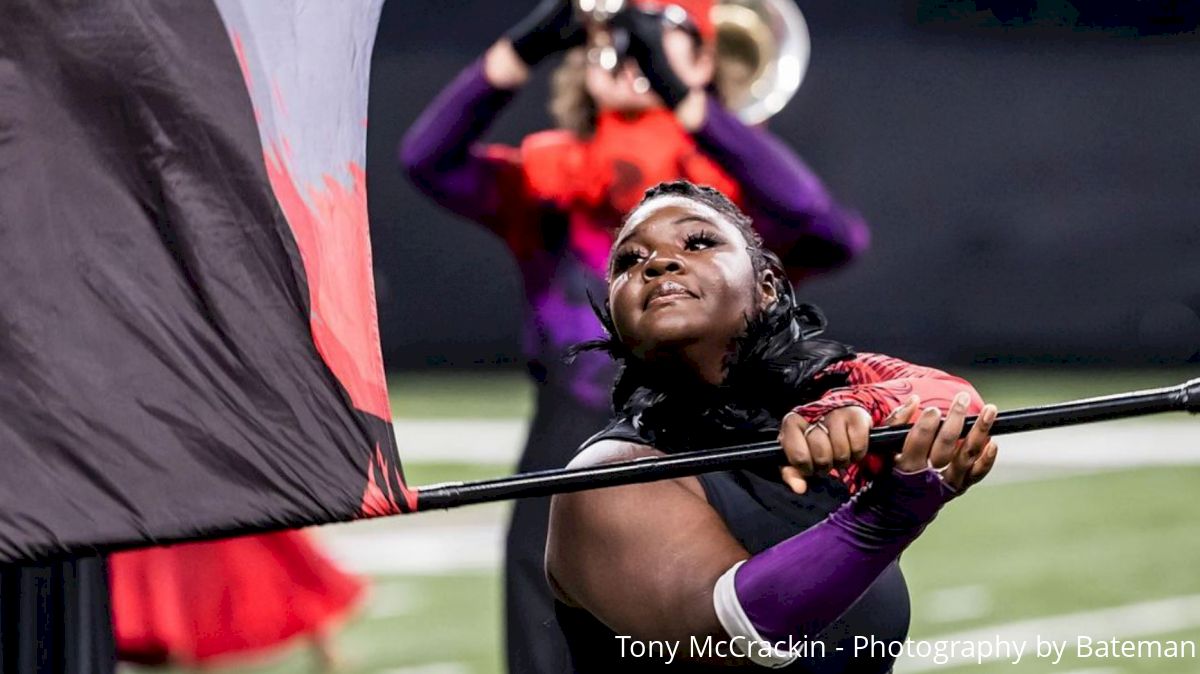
[779,405,873,494]
[608,7,694,109]
[778,393,999,496]
[506,0,587,67]
[893,392,998,494]
[845,393,999,532]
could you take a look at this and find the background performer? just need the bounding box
[399,2,869,671]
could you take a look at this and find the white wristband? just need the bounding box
[712,561,798,669]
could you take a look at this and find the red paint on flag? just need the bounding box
[261,147,391,421]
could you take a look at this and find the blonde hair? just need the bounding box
[548,43,733,138]
[549,48,598,138]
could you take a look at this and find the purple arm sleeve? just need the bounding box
[693,97,870,272]
[398,58,518,223]
[733,469,955,643]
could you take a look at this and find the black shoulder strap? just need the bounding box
[576,415,645,453]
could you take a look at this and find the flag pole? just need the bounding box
[412,378,1200,511]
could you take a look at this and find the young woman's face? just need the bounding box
[607,196,774,364]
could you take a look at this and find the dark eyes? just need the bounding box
[611,249,644,274]
[609,230,723,275]
[683,230,720,251]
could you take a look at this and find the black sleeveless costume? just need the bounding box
[554,417,910,673]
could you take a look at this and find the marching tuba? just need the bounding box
[576,0,811,124]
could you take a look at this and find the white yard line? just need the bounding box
[395,418,1200,475]
[394,419,526,464]
[320,522,504,575]
[896,594,1200,671]
[989,422,1199,468]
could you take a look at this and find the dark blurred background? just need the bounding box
[366,0,1200,371]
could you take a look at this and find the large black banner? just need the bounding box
[0,0,412,562]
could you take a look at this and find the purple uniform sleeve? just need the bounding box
[722,468,953,651]
[398,58,525,226]
[693,97,870,274]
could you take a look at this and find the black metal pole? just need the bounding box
[413,378,1200,511]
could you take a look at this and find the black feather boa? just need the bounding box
[569,295,857,453]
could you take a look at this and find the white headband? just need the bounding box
[618,194,728,242]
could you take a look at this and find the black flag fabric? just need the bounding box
[0,0,413,563]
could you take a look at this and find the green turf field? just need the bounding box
[123,370,1200,674]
